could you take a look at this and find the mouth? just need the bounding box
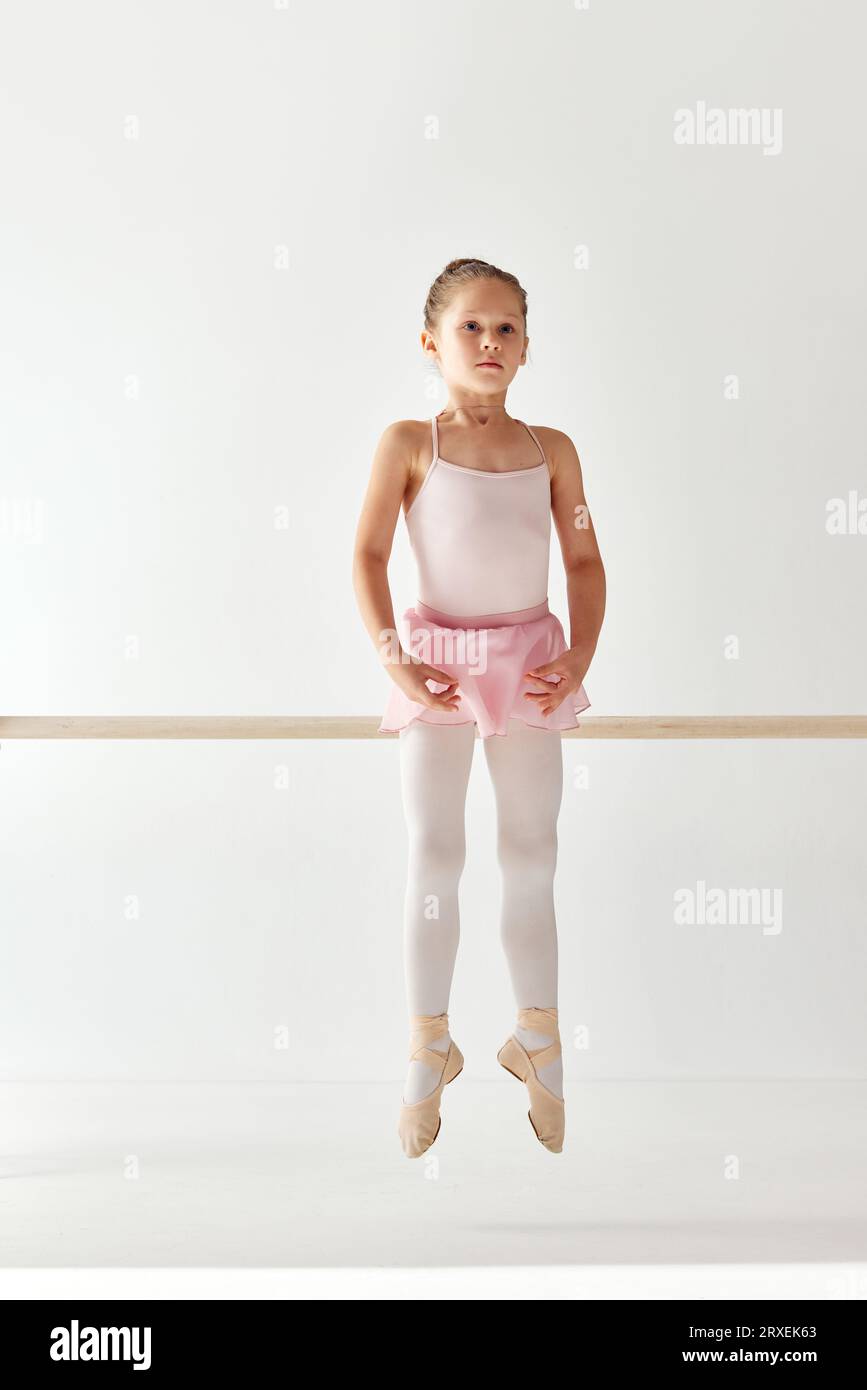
[477,362,503,370]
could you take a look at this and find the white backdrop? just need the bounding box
[1,0,864,1081]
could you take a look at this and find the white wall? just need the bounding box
[1,0,864,1080]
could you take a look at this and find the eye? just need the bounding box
[500,324,515,334]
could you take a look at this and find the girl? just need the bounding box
[353,258,605,1158]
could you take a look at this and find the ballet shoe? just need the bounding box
[398,1012,463,1159]
[497,1005,565,1153]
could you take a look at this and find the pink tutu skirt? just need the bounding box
[378,598,591,740]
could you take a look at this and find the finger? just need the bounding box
[523,689,566,709]
[523,673,560,690]
[425,690,462,710]
[423,677,462,711]
[425,666,460,686]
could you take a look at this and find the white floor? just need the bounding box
[1,1079,865,1298]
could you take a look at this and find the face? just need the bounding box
[421,281,528,396]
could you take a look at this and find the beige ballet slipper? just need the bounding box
[497,1005,565,1153]
[398,1012,464,1159]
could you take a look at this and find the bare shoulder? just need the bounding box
[364,418,436,523]
[378,416,437,503]
[374,417,420,456]
[373,418,431,473]
[364,419,419,506]
[530,425,582,481]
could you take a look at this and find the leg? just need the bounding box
[399,718,476,1101]
[483,717,565,1097]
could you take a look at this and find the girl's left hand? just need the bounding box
[523,648,588,717]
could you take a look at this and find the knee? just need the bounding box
[408,826,467,881]
[496,822,558,876]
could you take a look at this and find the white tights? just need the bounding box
[399,717,564,1103]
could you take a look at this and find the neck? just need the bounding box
[440,402,510,426]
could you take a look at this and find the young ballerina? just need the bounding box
[353,258,605,1158]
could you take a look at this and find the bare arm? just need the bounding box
[352,421,461,710]
[352,420,413,666]
[549,428,606,673]
[521,428,606,715]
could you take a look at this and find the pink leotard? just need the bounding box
[405,413,551,618]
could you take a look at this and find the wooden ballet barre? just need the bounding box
[0,716,866,739]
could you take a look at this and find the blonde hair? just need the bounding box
[423,257,528,334]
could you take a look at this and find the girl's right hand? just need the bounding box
[384,651,462,712]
